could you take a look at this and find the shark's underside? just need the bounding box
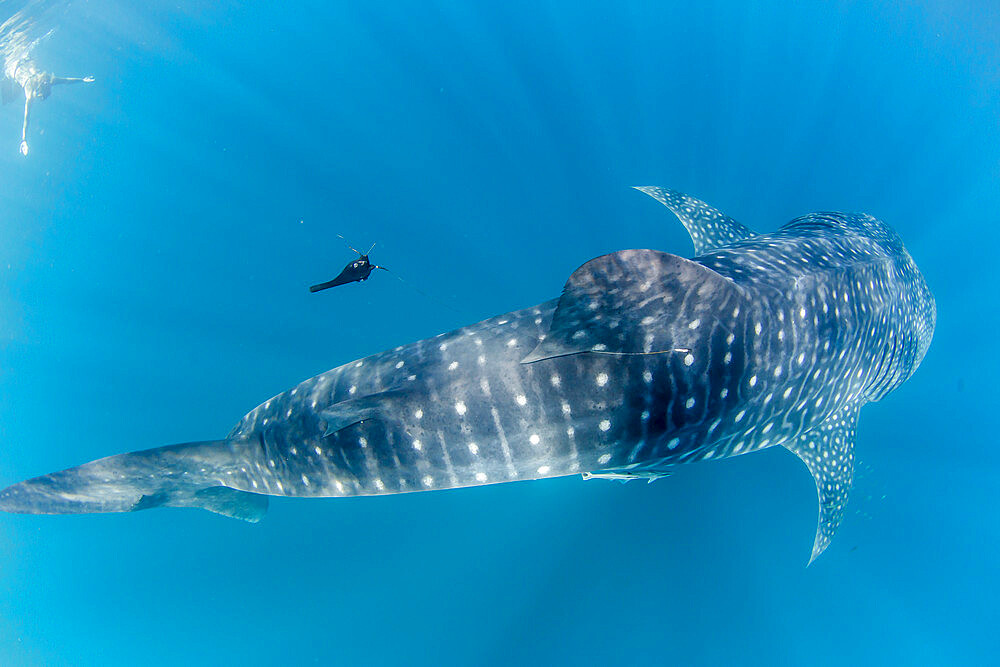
[0,188,935,562]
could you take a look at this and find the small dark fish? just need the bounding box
[309,237,386,293]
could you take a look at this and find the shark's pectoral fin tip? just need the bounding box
[808,541,824,566]
[807,540,829,567]
[520,349,544,364]
[783,403,860,564]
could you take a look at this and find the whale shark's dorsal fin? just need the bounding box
[523,249,748,363]
[633,187,756,254]
[783,402,860,565]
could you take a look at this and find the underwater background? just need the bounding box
[0,0,997,664]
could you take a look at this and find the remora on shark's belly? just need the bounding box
[0,187,935,562]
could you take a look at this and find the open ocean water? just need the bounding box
[0,1,997,664]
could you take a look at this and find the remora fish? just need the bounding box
[0,188,935,562]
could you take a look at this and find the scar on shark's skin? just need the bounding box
[0,187,935,565]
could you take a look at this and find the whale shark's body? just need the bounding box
[0,188,935,561]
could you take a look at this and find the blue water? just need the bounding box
[0,0,997,664]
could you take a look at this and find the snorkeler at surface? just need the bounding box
[2,58,94,156]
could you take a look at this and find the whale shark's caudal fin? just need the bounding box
[633,186,756,254]
[782,403,860,564]
[0,440,268,522]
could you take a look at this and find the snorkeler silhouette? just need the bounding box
[309,236,387,292]
[308,233,462,313]
[2,58,94,156]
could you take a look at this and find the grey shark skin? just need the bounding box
[0,188,935,562]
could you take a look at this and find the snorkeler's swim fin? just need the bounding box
[309,278,343,292]
[0,440,268,522]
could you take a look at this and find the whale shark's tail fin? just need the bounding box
[0,440,268,522]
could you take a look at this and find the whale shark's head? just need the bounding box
[778,211,936,399]
[909,257,936,369]
[858,213,936,379]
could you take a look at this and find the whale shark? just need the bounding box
[0,188,935,562]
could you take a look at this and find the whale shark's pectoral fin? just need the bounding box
[783,403,860,564]
[523,249,747,363]
[633,187,756,255]
[320,390,406,436]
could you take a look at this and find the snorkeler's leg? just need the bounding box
[309,279,339,292]
[19,96,31,156]
[52,75,95,86]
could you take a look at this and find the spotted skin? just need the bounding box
[0,188,935,562]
